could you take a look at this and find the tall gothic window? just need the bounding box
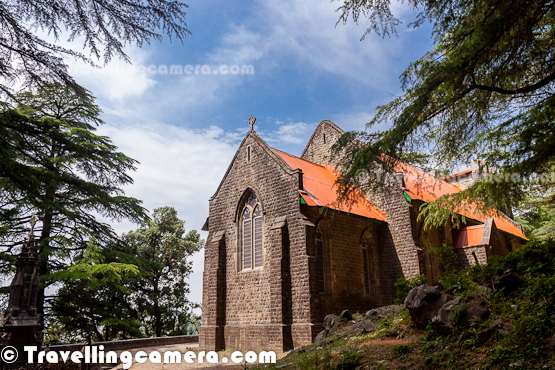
[362,230,379,295]
[241,193,263,270]
[315,226,325,293]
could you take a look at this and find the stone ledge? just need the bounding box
[47,335,198,352]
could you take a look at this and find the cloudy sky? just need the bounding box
[67,0,434,307]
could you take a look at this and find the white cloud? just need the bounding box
[261,121,317,145]
[36,29,159,101]
[97,121,241,306]
[239,0,419,88]
[71,57,157,101]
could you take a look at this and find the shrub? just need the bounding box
[392,344,412,357]
[325,350,363,370]
[430,240,459,271]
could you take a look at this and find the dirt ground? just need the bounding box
[109,343,284,370]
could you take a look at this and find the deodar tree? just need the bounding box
[333,0,555,227]
[0,0,191,95]
[0,83,147,326]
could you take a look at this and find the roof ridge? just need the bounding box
[301,120,345,160]
[271,148,328,169]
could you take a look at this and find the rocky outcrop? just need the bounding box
[339,310,353,321]
[405,284,490,332]
[404,284,452,329]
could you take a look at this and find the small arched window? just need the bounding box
[241,193,264,270]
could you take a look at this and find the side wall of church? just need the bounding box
[301,206,399,323]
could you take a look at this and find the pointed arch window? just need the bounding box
[240,193,264,270]
[314,221,331,294]
[315,226,325,293]
[362,230,379,296]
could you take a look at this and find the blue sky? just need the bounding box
[67,0,434,306]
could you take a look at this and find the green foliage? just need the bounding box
[392,344,412,357]
[516,192,555,241]
[394,274,426,304]
[48,206,203,342]
[325,350,363,370]
[122,206,204,337]
[0,83,147,326]
[0,0,190,95]
[333,0,555,228]
[49,241,143,342]
[417,200,467,232]
[429,240,459,271]
[442,239,555,367]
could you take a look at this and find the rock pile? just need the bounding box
[313,306,404,343]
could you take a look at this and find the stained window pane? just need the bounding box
[316,227,325,294]
[254,205,263,268]
[243,208,252,269]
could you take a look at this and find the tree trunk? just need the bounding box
[154,281,161,337]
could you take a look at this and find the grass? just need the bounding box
[254,239,555,369]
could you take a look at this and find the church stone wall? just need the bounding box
[200,133,314,352]
[301,206,398,320]
[301,120,344,166]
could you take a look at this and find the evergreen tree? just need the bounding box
[49,241,143,342]
[333,0,555,229]
[123,206,203,337]
[0,83,147,326]
[0,0,191,94]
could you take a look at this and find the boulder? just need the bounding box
[460,298,490,326]
[432,296,463,331]
[323,314,336,330]
[405,284,452,329]
[354,319,377,333]
[362,320,377,333]
[314,330,326,343]
[365,309,378,319]
[493,269,522,293]
[339,310,353,321]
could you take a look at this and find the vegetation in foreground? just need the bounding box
[255,239,555,369]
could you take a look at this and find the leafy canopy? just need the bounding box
[123,206,203,337]
[0,83,147,256]
[49,241,143,343]
[333,0,555,228]
[0,83,147,324]
[0,0,191,94]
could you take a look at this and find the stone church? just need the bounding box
[199,119,527,352]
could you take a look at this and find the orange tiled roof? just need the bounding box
[273,147,525,241]
[397,162,527,240]
[273,149,387,222]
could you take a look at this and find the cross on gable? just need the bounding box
[248,116,256,131]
